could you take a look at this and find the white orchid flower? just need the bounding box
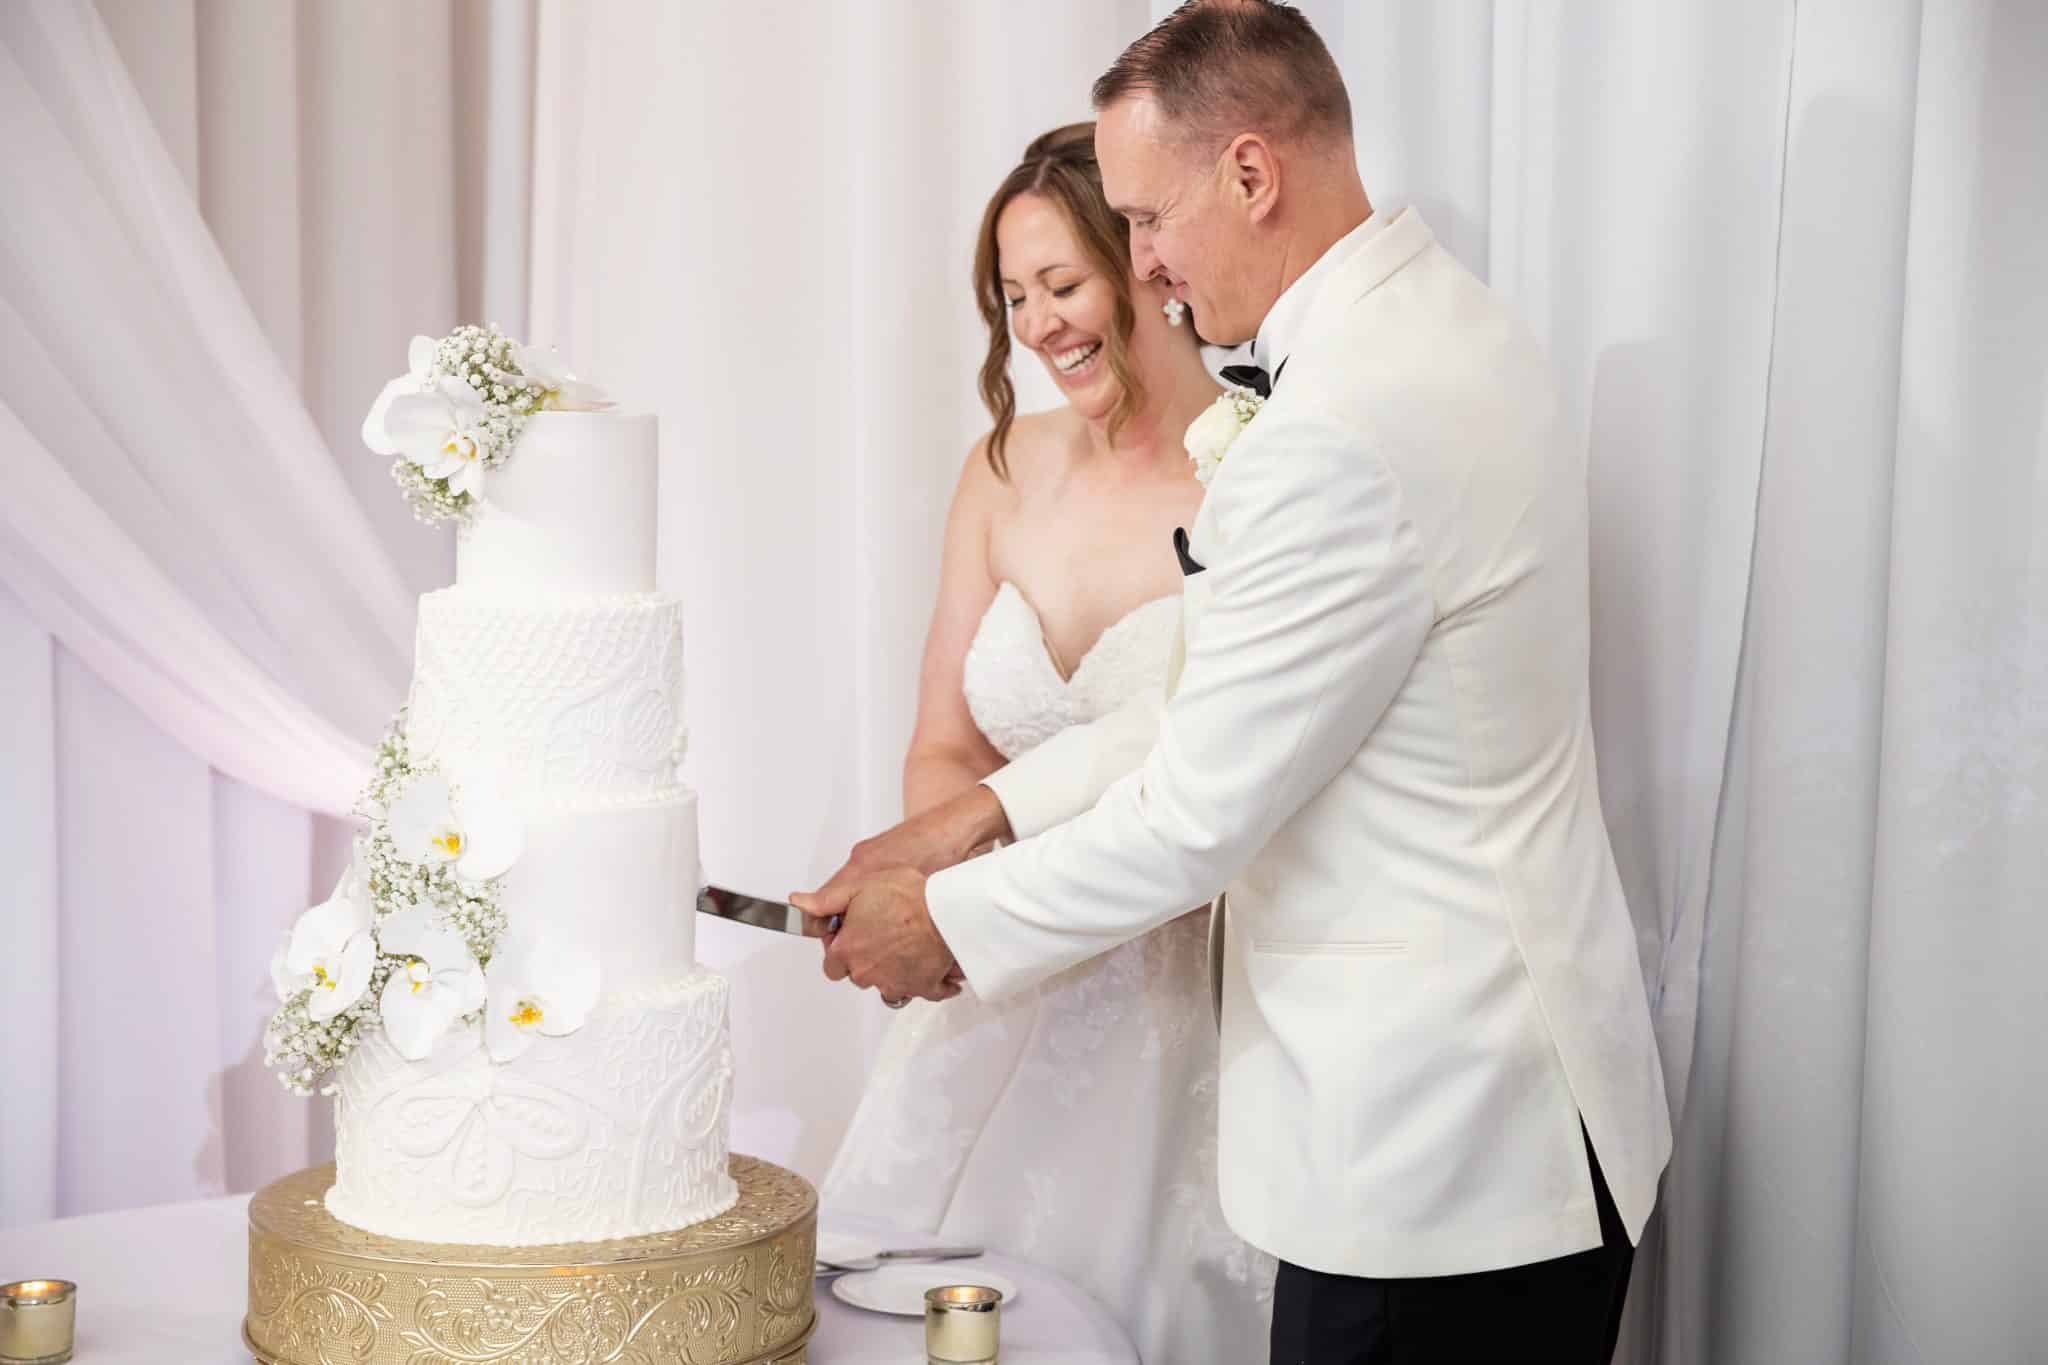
[361,335,440,455]
[282,871,376,1021]
[384,376,493,498]
[376,907,487,1061]
[385,773,523,884]
[273,841,373,1002]
[482,932,601,1063]
[513,343,613,411]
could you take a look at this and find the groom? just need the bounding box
[794,2,1672,1360]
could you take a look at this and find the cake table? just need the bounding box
[0,1182,1139,1365]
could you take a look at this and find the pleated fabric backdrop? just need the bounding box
[3,4,2040,1361]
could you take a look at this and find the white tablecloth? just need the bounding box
[0,1197,1137,1365]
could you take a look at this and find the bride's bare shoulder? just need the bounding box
[978,408,1083,495]
[947,415,1074,553]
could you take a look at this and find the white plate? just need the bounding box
[814,1230,882,1268]
[829,1262,1020,1317]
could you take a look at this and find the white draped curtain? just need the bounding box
[0,0,530,1224]
[2,3,2041,1362]
[1665,4,2048,1359]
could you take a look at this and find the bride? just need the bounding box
[821,123,1274,1362]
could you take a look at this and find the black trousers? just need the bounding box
[1269,1134,1635,1365]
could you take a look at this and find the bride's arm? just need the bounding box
[902,437,1009,818]
[978,685,1164,841]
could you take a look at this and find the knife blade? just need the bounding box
[696,884,833,938]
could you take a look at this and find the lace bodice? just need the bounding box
[961,582,1179,761]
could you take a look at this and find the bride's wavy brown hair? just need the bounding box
[974,123,1144,480]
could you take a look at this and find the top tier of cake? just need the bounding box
[457,412,659,595]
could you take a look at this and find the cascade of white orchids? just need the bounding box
[265,712,601,1094]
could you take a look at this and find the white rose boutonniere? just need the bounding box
[1184,385,1265,485]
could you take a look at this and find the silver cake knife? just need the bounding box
[700,884,968,996]
[697,885,832,938]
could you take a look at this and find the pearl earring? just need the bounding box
[1163,298,1187,327]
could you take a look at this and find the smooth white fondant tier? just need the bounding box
[500,794,699,990]
[456,412,658,595]
[326,970,737,1246]
[407,590,685,810]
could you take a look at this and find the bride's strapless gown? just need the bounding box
[822,582,1276,1363]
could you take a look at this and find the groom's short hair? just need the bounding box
[1092,0,1351,151]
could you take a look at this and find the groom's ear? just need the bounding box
[1225,133,1280,225]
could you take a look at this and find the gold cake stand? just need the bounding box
[244,1157,816,1365]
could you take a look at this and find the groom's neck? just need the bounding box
[1265,167,1373,321]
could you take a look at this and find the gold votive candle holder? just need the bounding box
[925,1283,1002,1363]
[0,1280,75,1365]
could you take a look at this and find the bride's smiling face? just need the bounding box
[997,192,1124,421]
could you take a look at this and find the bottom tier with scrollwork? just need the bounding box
[244,1157,815,1365]
[327,969,737,1248]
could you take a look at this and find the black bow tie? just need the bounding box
[1219,357,1285,398]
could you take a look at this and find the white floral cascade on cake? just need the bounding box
[361,324,612,525]
[263,713,602,1095]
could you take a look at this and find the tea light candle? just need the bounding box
[924,1283,1002,1364]
[0,1279,75,1365]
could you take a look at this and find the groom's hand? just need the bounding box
[813,785,1013,902]
[791,868,962,1002]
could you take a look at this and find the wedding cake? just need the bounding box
[264,327,737,1246]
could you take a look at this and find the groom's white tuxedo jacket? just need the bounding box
[927,208,1671,1278]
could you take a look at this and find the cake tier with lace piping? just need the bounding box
[407,591,688,811]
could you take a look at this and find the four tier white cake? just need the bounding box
[322,410,739,1246]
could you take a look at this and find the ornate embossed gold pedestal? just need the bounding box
[244,1157,815,1365]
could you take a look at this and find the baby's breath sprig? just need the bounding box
[387,324,547,526]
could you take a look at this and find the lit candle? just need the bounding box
[924,1283,1002,1364]
[0,1279,75,1365]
